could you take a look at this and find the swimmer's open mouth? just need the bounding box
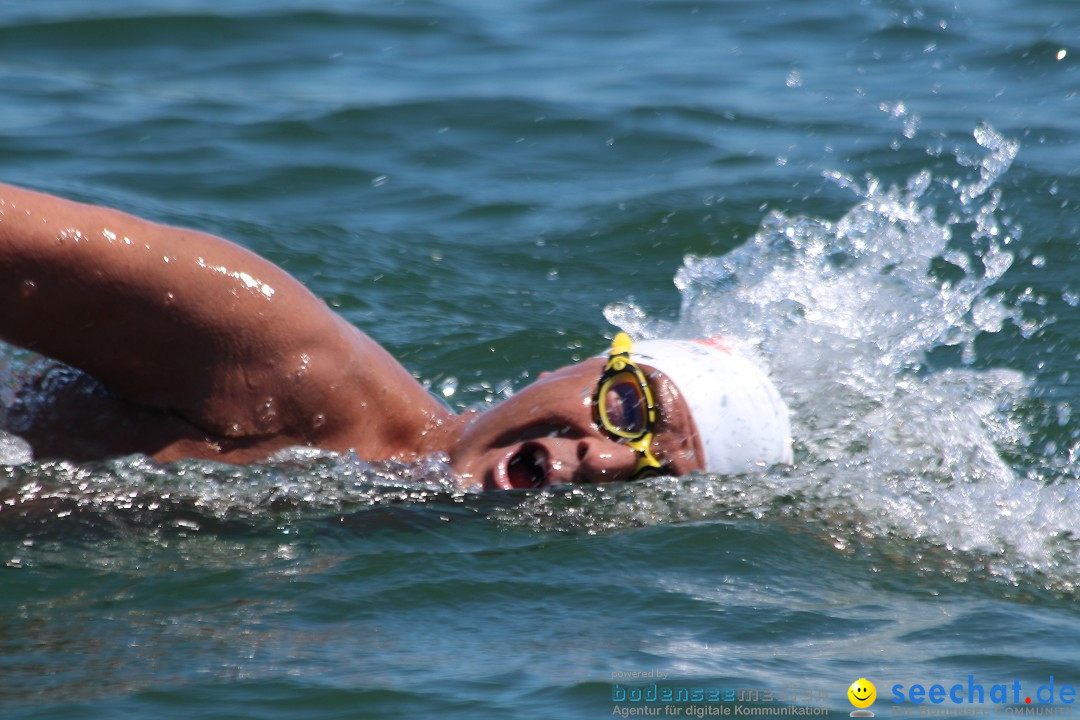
[506,444,548,489]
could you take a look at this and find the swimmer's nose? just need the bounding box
[571,437,638,484]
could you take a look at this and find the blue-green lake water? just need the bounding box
[3,1,1080,718]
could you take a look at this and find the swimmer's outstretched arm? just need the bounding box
[0,183,450,458]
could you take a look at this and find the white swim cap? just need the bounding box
[629,337,794,475]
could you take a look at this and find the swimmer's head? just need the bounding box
[446,333,792,490]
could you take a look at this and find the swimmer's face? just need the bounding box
[448,358,704,490]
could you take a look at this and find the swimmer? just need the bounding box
[0,183,792,489]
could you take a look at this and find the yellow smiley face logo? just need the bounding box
[848,678,876,708]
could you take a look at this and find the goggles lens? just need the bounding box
[598,372,650,438]
[593,332,663,480]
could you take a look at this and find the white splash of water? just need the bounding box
[606,124,1080,590]
[0,430,33,465]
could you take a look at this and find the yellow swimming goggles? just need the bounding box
[592,332,664,480]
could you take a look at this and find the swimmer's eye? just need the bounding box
[592,335,662,480]
[598,373,650,436]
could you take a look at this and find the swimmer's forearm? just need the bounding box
[0,183,332,416]
[0,182,290,347]
[0,183,460,459]
[0,183,452,454]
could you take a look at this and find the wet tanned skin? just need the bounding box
[0,183,704,489]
